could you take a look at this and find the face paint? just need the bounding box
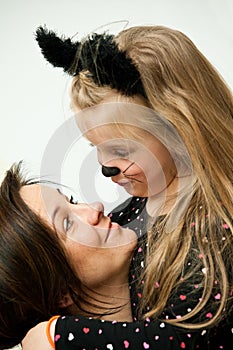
[102,165,121,177]
[101,162,135,178]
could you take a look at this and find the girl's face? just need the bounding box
[86,125,177,198]
[76,93,178,199]
[20,184,137,288]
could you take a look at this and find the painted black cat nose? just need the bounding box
[102,165,121,177]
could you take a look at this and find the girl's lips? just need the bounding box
[117,180,131,187]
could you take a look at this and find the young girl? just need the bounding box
[22,24,233,349]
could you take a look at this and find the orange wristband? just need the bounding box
[46,315,60,349]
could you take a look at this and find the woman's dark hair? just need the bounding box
[0,162,86,349]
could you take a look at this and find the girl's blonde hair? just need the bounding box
[70,25,233,329]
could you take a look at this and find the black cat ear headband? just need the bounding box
[35,25,146,97]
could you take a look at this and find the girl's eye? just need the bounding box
[112,149,129,157]
[63,216,73,232]
[70,195,78,205]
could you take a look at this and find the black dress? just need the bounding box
[55,197,232,349]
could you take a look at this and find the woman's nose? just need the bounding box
[88,201,104,213]
[74,201,105,225]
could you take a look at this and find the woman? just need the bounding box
[23,24,233,349]
[0,161,137,350]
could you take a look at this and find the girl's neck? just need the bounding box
[147,175,193,216]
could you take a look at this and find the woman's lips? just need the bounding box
[110,222,120,229]
[104,221,120,242]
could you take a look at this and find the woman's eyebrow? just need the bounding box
[51,188,65,225]
[56,187,70,201]
[52,206,61,225]
[56,188,64,196]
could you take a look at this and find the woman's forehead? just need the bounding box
[19,184,59,220]
[20,184,42,208]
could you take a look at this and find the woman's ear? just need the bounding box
[58,293,73,308]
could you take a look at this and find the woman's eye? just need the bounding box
[63,216,73,232]
[70,195,78,205]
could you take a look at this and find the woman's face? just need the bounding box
[20,184,137,287]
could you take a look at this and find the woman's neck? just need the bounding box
[70,281,132,322]
[99,283,132,322]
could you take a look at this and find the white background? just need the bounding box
[0,0,233,214]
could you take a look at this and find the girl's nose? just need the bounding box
[102,165,121,177]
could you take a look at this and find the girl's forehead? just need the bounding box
[85,123,150,143]
[76,100,156,135]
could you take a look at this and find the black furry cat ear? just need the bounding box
[35,26,80,74]
[35,25,146,97]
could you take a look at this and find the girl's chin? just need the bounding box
[116,180,148,197]
[127,184,148,197]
